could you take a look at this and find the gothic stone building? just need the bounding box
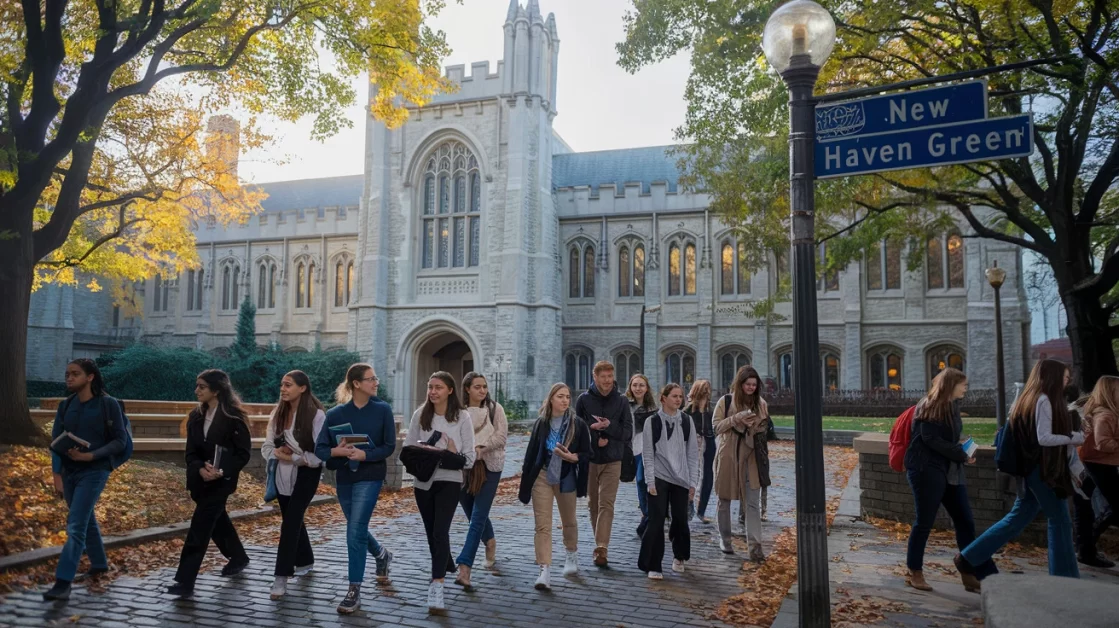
[27,1,1031,419]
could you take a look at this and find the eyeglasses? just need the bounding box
[361,376,379,383]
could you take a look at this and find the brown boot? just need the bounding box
[960,572,981,593]
[953,553,981,592]
[593,547,608,567]
[907,569,933,591]
[748,544,766,563]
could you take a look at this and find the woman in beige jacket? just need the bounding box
[712,365,770,562]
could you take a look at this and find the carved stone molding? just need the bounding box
[417,277,479,296]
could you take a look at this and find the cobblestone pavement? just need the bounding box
[0,441,847,628]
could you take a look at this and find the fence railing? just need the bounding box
[762,388,998,418]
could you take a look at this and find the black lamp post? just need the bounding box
[761,2,836,625]
[986,261,1008,428]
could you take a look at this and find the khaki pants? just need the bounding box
[587,461,621,549]
[531,473,578,566]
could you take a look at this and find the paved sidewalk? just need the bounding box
[0,441,850,627]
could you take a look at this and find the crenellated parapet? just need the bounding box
[195,205,360,243]
[554,182,711,218]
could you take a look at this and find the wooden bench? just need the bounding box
[38,398,277,416]
[33,409,272,438]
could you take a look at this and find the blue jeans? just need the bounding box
[906,468,995,577]
[961,468,1079,579]
[457,469,500,567]
[336,480,385,584]
[698,436,716,517]
[57,469,111,582]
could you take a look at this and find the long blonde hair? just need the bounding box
[922,368,966,423]
[539,382,572,420]
[1084,375,1119,429]
[687,379,711,410]
[335,363,373,405]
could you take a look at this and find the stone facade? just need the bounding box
[26,1,1032,424]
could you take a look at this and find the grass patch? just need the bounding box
[771,415,998,445]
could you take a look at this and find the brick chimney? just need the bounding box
[206,115,240,180]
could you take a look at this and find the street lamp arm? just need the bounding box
[814,55,1076,103]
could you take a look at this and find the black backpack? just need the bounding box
[650,411,692,456]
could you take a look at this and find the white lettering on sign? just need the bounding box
[889,98,952,126]
[928,128,1025,157]
[824,143,913,170]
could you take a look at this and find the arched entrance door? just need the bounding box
[395,318,483,422]
[412,331,474,410]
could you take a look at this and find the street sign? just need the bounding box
[815,80,988,140]
[815,114,1033,179]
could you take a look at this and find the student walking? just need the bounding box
[903,368,994,592]
[168,370,252,599]
[262,371,327,600]
[1077,375,1119,566]
[574,360,634,568]
[518,383,591,590]
[955,359,1082,582]
[43,359,130,602]
[406,371,475,613]
[684,380,715,523]
[627,374,658,538]
[455,372,508,589]
[638,384,700,579]
[315,364,397,614]
[712,366,770,562]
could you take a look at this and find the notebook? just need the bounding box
[337,434,371,446]
[962,437,978,458]
[50,431,92,457]
[212,445,226,471]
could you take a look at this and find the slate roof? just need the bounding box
[252,174,364,212]
[552,145,681,194]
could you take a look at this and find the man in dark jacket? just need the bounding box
[574,360,633,567]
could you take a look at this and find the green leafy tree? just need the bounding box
[1,0,454,445]
[617,0,1119,389]
[232,296,257,361]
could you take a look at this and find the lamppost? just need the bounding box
[986,261,1008,428]
[761,2,835,626]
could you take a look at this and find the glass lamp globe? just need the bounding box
[762,0,837,73]
[986,264,1007,289]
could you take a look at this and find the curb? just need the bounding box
[0,495,338,572]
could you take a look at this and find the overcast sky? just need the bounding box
[238,0,690,184]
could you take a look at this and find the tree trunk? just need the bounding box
[0,210,48,447]
[1063,291,1119,391]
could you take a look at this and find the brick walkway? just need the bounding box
[0,441,848,627]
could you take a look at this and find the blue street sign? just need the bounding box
[815,114,1033,179]
[815,80,988,140]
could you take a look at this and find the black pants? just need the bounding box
[1084,462,1119,547]
[639,477,690,573]
[905,468,997,577]
[415,481,460,581]
[174,492,247,586]
[274,467,321,577]
[1073,471,1101,556]
[697,436,717,517]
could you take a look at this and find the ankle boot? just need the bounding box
[906,569,933,591]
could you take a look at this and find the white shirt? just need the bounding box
[406,408,476,491]
[261,408,326,496]
[203,405,217,439]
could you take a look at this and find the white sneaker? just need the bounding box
[672,559,685,573]
[294,563,313,577]
[648,571,663,580]
[427,580,445,613]
[534,565,551,590]
[719,539,735,555]
[269,576,287,600]
[563,550,578,576]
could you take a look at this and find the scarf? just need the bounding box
[544,409,574,485]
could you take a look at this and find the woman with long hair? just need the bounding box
[712,366,770,562]
[518,383,591,590]
[406,371,475,613]
[627,373,657,537]
[314,364,397,614]
[1077,375,1119,566]
[638,383,700,579]
[684,379,715,523]
[262,370,327,600]
[454,372,508,589]
[168,370,253,599]
[43,359,129,602]
[902,368,993,592]
[955,359,1082,582]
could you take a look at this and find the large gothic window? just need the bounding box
[664,347,696,386]
[927,230,965,290]
[818,242,839,292]
[257,260,276,310]
[296,262,307,308]
[152,274,169,312]
[867,238,903,291]
[616,241,648,298]
[928,345,965,381]
[568,240,595,299]
[868,347,904,390]
[718,348,751,391]
[614,348,642,391]
[774,349,841,391]
[667,236,697,297]
[564,348,593,391]
[220,263,240,311]
[420,140,481,270]
[720,238,751,296]
[185,269,204,312]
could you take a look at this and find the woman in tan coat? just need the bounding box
[712,365,770,562]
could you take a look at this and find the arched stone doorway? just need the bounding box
[394,318,483,423]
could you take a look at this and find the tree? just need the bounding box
[1,0,454,445]
[617,0,1119,389]
[1024,251,1062,339]
[232,296,257,360]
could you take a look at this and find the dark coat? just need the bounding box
[574,384,633,464]
[904,399,967,475]
[518,414,592,504]
[185,405,252,499]
[683,402,714,439]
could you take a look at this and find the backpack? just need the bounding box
[59,394,134,470]
[994,421,1029,477]
[887,406,917,472]
[650,411,692,457]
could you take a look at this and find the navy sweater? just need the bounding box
[315,397,397,484]
[51,395,128,475]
